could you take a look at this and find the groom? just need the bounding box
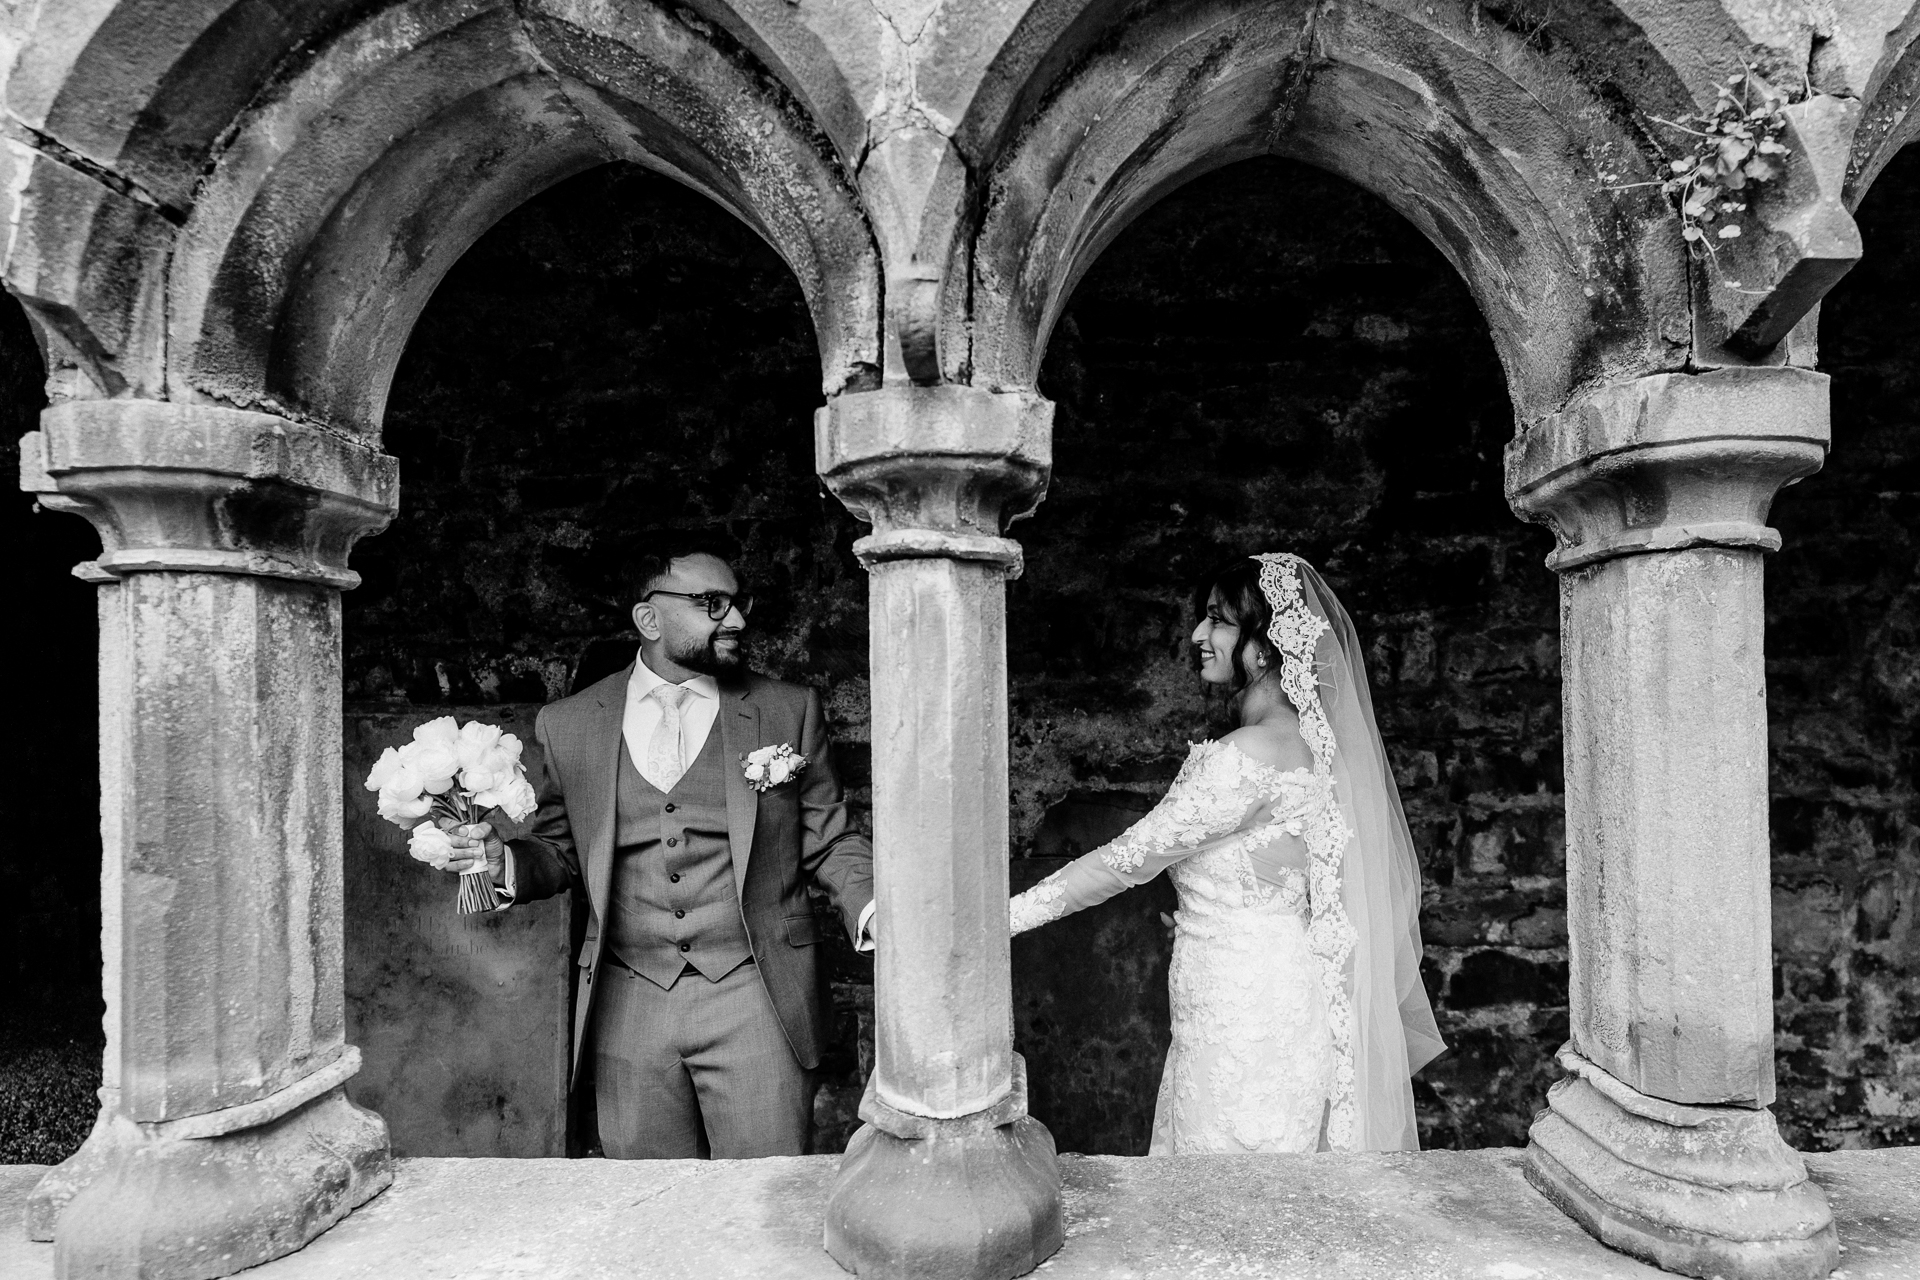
[440,547,874,1158]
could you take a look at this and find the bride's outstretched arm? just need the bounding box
[1008,746,1272,935]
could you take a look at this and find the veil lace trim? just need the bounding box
[1254,552,1362,1150]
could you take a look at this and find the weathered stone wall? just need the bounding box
[342,707,572,1158]
[1768,144,1920,1151]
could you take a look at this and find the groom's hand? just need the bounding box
[438,817,506,883]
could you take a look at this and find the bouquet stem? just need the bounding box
[456,871,501,915]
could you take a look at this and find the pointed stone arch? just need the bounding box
[4,6,883,1275]
[7,0,883,436]
[963,0,1691,423]
[1845,14,1920,208]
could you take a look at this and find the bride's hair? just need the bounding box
[1193,558,1280,690]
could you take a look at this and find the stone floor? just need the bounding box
[4,1148,1915,1279]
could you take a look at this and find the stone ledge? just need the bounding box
[5,1147,1915,1279]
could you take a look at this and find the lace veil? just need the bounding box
[1255,553,1445,1151]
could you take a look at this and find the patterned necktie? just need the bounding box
[646,683,693,791]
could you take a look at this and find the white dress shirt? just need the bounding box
[496,656,873,949]
[624,658,721,789]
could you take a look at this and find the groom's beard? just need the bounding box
[670,628,744,676]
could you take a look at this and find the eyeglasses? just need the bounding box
[643,589,754,620]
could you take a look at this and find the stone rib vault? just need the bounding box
[6,2,1919,1279]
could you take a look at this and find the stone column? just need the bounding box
[1506,368,1839,1280]
[18,401,397,1280]
[817,386,1063,1280]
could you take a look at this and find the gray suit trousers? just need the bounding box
[592,958,811,1159]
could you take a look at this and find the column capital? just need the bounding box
[816,385,1052,575]
[1505,368,1828,573]
[20,400,399,589]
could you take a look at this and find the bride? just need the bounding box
[1009,552,1444,1153]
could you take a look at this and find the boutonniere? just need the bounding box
[742,743,808,792]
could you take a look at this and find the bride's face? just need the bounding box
[1191,589,1246,686]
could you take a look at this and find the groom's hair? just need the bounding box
[1194,557,1279,691]
[621,534,740,604]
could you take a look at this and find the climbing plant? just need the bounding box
[1652,69,1795,256]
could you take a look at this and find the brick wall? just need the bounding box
[1766,146,1920,1150]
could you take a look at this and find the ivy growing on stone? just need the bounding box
[1650,69,1796,258]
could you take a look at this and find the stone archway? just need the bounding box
[966,0,1689,420]
[9,3,1906,1280]
[1001,154,1563,1156]
[7,4,880,1274]
[340,158,874,1160]
[812,4,1866,1276]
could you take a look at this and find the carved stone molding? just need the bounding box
[19,400,399,589]
[1529,1046,1839,1279]
[1506,367,1829,573]
[815,384,1052,576]
[859,1052,1034,1140]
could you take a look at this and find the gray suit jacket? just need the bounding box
[502,664,874,1079]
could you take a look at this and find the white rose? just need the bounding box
[744,760,767,783]
[476,773,537,822]
[408,821,456,869]
[455,720,505,771]
[480,738,527,789]
[365,746,407,793]
[373,752,429,824]
[407,729,460,794]
[378,780,432,824]
[414,716,460,748]
[768,758,793,786]
[463,728,524,794]
[459,755,512,795]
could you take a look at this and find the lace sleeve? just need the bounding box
[1007,743,1274,936]
[1097,742,1274,875]
[1009,866,1082,934]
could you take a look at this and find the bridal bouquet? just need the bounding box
[364,717,538,914]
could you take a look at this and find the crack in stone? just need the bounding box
[625,1167,713,1208]
[859,0,959,168]
[1265,0,1331,154]
[508,0,627,167]
[3,118,185,225]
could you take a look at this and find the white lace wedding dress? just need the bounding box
[1010,738,1356,1155]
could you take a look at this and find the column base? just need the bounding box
[825,1057,1063,1279]
[1526,1048,1838,1280]
[25,1083,390,1280]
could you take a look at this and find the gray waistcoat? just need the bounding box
[606,729,752,989]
